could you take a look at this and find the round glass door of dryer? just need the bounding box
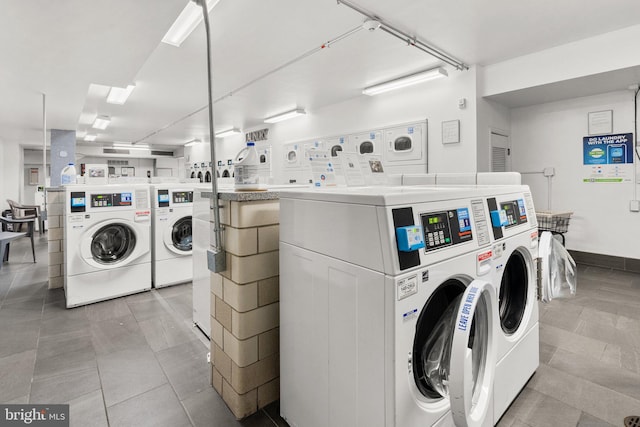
[330,145,343,157]
[498,249,529,334]
[91,223,136,264]
[205,171,212,182]
[359,141,374,154]
[222,169,230,178]
[171,216,193,252]
[190,171,196,179]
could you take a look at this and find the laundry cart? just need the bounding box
[536,210,573,246]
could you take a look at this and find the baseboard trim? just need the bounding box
[569,250,640,274]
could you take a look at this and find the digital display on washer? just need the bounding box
[500,199,527,228]
[91,193,132,208]
[172,191,193,204]
[420,207,473,252]
[158,190,170,207]
[70,191,86,213]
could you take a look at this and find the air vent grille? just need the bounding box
[107,159,129,165]
[151,150,174,156]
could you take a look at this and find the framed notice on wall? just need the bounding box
[442,120,460,144]
[588,110,613,135]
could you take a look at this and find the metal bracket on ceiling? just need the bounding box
[337,0,469,71]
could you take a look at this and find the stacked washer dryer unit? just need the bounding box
[64,184,152,308]
[280,185,504,427]
[150,183,201,288]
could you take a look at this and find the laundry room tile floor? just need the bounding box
[2,236,640,426]
[0,236,285,427]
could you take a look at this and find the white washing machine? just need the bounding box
[151,184,199,289]
[350,129,382,155]
[282,141,312,184]
[64,184,152,308]
[280,185,505,427]
[383,121,428,174]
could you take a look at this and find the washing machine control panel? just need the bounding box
[420,207,473,252]
[90,192,132,208]
[499,199,528,228]
[172,191,193,204]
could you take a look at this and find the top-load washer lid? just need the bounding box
[413,279,497,427]
[91,223,136,264]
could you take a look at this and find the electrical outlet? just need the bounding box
[630,200,640,212]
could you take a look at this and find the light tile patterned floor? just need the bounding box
[1,236,638,426]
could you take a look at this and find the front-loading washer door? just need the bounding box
[448,279,497,427]
[89,223,136,265]
[498,249,529,334]
[412,279,496,427]
[164,215,193,255]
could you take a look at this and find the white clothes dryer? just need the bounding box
[280,185,506,427]
[350,129,382,155]
[383,121,428,174]
[151,184,200,288]
[64,184,152,308]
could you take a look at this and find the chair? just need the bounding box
[6,199,44,235]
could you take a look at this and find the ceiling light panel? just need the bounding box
[162,0,220,47]
[362,67,448,96]
[107,85,136,105]
[215,128,241,138]
[84,134,97,142]
[264,109,306,124]
[92,115,111,130]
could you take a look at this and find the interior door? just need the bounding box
[448,279,497,427]
[490,132,510,172]
[538,231,577,302]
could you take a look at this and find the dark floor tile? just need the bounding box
[106,384,190,427]
[44,287,66,304]
[68,390,108,427]
[156,340,210,401]
[42,298,87,321]
[0,349,36,402]
[90,314,149,355]
[33,343,97,380]
[0,318,40,358]
[39,309,91,339]
[138,315,194,353]
[36,328,94,360]
[538,342,556,365]
[156,283,192,299]
[127,297,172,322]
[577,411,616,427]
[30,367,101,404]
[85,298,133,323]
[4,280,48,304]
[0,297,43,325]
[97,347,168,407]
[182,387,246,427]
[163,294,192,321]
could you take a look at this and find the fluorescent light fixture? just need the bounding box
[162,0,220,47]
[84,134,97,142]
[264,108,306,124]
[92,115,111,130]
[215,128,241,138]
[107,85,136,105]
[112,143,150,151]
[184,139,201,147]
[362,67,448,96]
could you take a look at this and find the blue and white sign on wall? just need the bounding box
[583,133,633,165]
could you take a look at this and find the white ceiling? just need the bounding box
[3,0,640,151]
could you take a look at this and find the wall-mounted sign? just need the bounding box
[583,133,633,183]
[246,128,269,142]
[588,110,613,135]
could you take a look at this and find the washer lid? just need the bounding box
[538,231,577,303]
[449,279,497,427]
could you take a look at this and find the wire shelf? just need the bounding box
[536,211,573,233]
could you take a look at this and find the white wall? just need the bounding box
[213,67,480,184]
[2,140,22,209]
[511,90,640,258]
[476,96,511,172]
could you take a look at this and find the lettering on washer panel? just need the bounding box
[420,207,473,252]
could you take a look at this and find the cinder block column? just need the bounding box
[210,198,280,419]
[46,188,64,289]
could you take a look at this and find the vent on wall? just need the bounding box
[151,150,174,156]
[103,148,130,155]
[491,147,507,172]
[107,159,129,165]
